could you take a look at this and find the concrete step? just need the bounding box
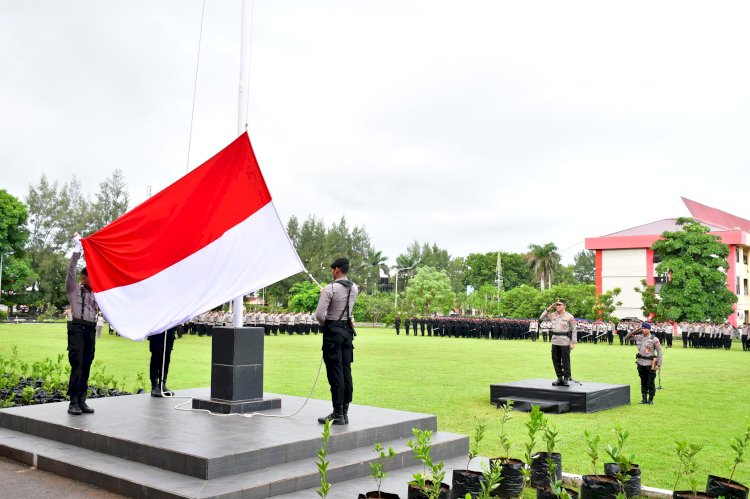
[0,425,468,498]
[495,396,570,414]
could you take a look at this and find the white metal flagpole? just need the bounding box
[232,0,252,328]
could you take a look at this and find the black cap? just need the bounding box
[330,257,350,272]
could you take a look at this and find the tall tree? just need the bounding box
[525,243,561,290]
[404,266,455,314]
[91,169,129,231]
[464,251,533,291]
[573,250,596,284]
[0,190,29,255]
[648,218,736,323]
[0,190,33,309]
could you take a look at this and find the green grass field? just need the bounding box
[1,323,749,490]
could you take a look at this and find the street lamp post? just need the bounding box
[393,265,416,310]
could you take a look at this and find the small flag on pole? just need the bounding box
[81,133,304,340]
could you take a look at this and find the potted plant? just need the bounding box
[487,400,524,498]
[530,416,562,489]
[316,419,333,499]
[520,405,545,494]
[603,426,641,497]
[706,424,750,499]
[536,420,578,499]
[477,461,505,499]
[673,440,710,499]
[579,430,621,499]
[359,442,400,499]
[451,423,487,499]
[408,428,450,499]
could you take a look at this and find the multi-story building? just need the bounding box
[585,197,750,325]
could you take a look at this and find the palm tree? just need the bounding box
[525,243,561,290]
[367,250,390,293]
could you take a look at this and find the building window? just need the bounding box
[737,276,741,295]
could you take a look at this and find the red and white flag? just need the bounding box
[81,133,304,341]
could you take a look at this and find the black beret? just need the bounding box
[330,257,350,270]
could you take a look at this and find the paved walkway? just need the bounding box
[0,457,124,498]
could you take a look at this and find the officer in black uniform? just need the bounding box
[149,327,176,397]
[316,258,359,425]
[394,314,401,335]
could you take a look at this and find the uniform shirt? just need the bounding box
[315,278,359,325]
[539,309,577,346]
[625,331,663,368]
[66,251,98,323]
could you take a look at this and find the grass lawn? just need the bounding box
[1,323,749,490]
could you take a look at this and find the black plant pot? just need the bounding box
[673,491,712,499]
[407,480,450,499]
[706,475,749,499]
[358,492,402,499]
[537,484,580,499]
[489,457,525,498]
[603,462,641,497]
[580,474,621,499]
[451,469,483,499]
[530,452,562,489]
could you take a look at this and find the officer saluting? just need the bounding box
[624,322,663,405]
[315,258,359,425]
[539,299,577,386]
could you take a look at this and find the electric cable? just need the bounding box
[163,266,325,419]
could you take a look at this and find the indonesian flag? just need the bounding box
[81,133,304,341]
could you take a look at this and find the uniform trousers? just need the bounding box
[67,322,96,398]
[149,329,175,382]
[637,364,656,398]
[550,343,571,379]
[322,321,354,405]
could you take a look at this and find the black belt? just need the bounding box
[551,332,571,336]
[70,318,96,328]
[636,353,654,360]
[325,320,350,326]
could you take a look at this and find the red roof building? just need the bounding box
[585,198,750,325]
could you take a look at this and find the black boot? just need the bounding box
[68,398,82,415]
[639,394,648,404]
[317,404,346,425]
[343,403,350,424]
[160,379,174,397]
[562,378,570,387]
[151,379,163,398]
[552,377,564,386]
[78,395,95,414]
[647,395,654,405]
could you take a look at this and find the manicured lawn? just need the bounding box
[1,323,749,490]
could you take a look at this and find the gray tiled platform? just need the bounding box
[0,388,469,498]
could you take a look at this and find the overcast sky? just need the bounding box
[2,1,749,265]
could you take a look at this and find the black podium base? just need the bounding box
[191,396,282,414]
[490,378,630,413]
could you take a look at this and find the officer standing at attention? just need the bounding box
[65,233,98,415]
[316,258,359,425]
[394,314,401,335]
[149,327,176,397]
[624,322,663,404]
[539,299,577,386]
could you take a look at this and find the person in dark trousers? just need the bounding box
[65,234,98,415]
[539,300,577,386]
[316,258,359,425]
[149,327,177,397]
[394,314,401,335]
[624,322,663,404]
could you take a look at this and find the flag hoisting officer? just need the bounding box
[65,234,98,415]
[539,299,577,386]
[315,258,359,425]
